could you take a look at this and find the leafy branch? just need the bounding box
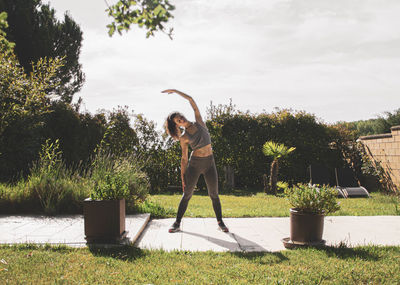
[105,0,175,39]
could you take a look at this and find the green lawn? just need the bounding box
[143,192,400,218]
[1,244,399,284]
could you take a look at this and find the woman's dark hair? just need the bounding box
[164,112,185,140]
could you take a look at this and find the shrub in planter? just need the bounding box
[84,154,149,244]
[90,172,130,201]
[284,184,340,245]
[89,153,149,204]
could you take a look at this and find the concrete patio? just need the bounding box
[1,215,400,251]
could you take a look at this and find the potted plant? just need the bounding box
[282,183,340,248]
[84,171,131,244]
[84,150,149,244]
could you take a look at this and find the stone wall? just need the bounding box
[359,126,400,191]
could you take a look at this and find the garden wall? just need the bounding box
[359,126,400,191]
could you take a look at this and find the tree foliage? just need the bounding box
[106,0,175,38]
[41,102,106,168]
[0,17,63,180]
[342,108,400,137]
[0,23,62,136]
[0,12,13,54]
[98,106,139,157]
[0,0,84,102]
[262,141,296,160]
[206,102,346,189]
[0,11,100,182]
[133,114,181,193]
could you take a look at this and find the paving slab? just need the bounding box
[324,216,400,247]
[0,215,85,245]
[0,214,150,247]
[135,218,183,251]
[126,213,151,244]
[181,218,240,252]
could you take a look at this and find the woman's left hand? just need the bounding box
[162,89,179,94]
[162,89,191,101]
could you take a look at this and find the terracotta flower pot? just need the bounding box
[290,208,324,244]
[83,198,128,244]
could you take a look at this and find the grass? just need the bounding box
[2,182,399,218]
[144,191,400,218]
[0,244,399,284]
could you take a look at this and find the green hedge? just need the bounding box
[207,107,346,189]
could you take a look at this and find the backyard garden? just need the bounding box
[1,0,400,283]
[1,80,399,282]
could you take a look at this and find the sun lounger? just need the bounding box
[335,168,370,198]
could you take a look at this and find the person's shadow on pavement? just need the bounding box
[180,230,289,263]
[181,230,266,252]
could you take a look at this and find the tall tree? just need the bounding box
[0,0,84,103]
[0,13,63,181]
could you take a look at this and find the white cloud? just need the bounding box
[48,0,400,128]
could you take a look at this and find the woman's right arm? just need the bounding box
[180,138,189,192]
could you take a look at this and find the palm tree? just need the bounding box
[262,141,296,195]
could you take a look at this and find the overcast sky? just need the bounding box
[48,0,400,128]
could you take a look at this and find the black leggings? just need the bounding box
[176,155,222,223]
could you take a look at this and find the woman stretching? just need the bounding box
[163,89,229,233]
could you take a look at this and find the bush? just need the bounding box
[0,141,150,215]
[133,114,181,193]
[89,152,149,203]
[0,139,90,215]
[91,173,130,200]
[284,184,340,214]
[25,175,89,215]
[27,139,89,214]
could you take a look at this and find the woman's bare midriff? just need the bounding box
[192,144,213,157]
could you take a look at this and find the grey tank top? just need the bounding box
[184,122,212,150]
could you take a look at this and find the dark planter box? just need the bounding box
[83,198,128,244]
[290,208,324,244]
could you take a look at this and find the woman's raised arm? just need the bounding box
[162,89,205,126]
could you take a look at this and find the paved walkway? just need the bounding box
[1,215,400,251]
[0,214,150,247]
